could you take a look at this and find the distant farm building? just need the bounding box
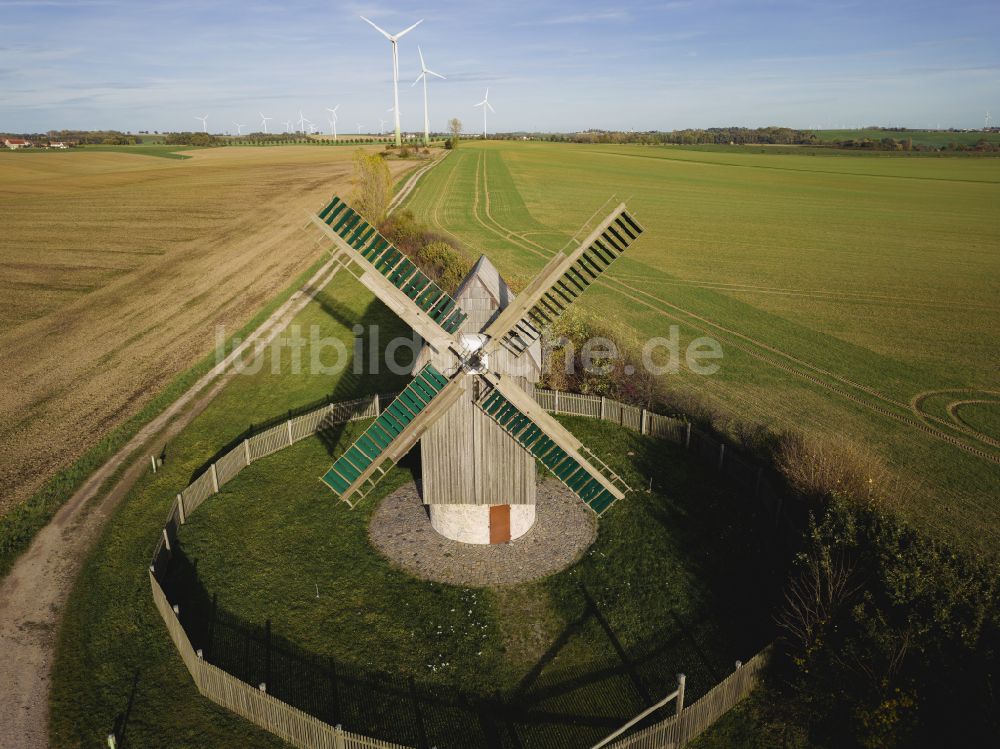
[4,138,31,149]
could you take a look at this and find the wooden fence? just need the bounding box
[150,389,780,749]
[603,648,770,749]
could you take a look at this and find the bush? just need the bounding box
[351,149,392,224]
[767,499,1000,747]
[379,211,471,293]
[775,433,900,511]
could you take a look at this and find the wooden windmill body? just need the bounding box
[414,256,541,543]
[308,194,643,545]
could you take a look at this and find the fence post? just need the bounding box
[243,438,250,466]
[374,393,381,414]
[600,396,606,421]
[333,724,346,749]
[676,672,688,746]
[717,443,725,471]
[162,527,172,553]
[210,463,220,493]
[685,422,692,449]
[554,390,560,415]
[177,493,186,524]
[286,419,294,446]
[150,455,157,473]
[641,409,648,435]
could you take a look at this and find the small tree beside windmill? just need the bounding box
[308,195,643,543]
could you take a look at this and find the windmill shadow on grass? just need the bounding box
[162,544,723,749]
[187,294,413,486]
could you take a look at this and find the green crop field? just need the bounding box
[399,141,1000,550]
[50,271,777,748]
[810,128,1000,147]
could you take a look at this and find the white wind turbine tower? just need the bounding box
[282,119,293,133]
[357,122,363,135]
[326,105,340,138]
[259,112,271,134]
[297,110,309,133]
[987,111,993,129]
[378,117,388,135]
[195,115,208,133]
[233,123,246,135]
[412,45,445,146]
[360,15,422,147]
[474,89,495,139]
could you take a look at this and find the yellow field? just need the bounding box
[0,147,413,515]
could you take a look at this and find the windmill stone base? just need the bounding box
[429,503,535,545]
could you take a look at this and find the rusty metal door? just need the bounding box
[489,504,511,544]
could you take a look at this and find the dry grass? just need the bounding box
[0,147,414,515]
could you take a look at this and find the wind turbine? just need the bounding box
[412,45,445,146]
[357,122,363,135]
[474,89,495,139]
[282,119,293,133]
[326,105,340,138]
[259,112,271,133]
[987,111,993,129]
[195,115,208,133]
[297,110,308,133]
[360,15,422,147]
[378,117,388,136]
[233,123,246,136]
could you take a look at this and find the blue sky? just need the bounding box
[1,0,997,134]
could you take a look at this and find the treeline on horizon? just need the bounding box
[4,126,998,153]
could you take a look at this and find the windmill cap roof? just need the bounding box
[452,254,542,371]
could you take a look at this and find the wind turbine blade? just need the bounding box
[360,15,392,40]
[418,45,426,70]
[427,69,445,80]
[395,19,423,39]
[412,72,423,86]
[487,102,496,113]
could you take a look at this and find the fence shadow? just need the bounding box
[163,545,729,749]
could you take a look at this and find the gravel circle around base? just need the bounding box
[368,480,597,587]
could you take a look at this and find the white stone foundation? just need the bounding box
[428,504,536,545]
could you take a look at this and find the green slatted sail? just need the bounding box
[475,388,620,515]
[501,208,643,357]
[321,364,450,503]
[318,196,468,335]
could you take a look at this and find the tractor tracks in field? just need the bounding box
[461,150,1000,466]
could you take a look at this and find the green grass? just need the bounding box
[0,257,329,579]
[399,141,1000,551]
[50,270,778,748]
[74,144,196,159]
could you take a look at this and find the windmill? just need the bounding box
[326,105,340,138]
[307,196,642,544]
[360,15,422,147]
[357,122,364,134]
[378,117,388,135]
[297,110,309,133]
[195,114,209,133]
[233,123,246,136]
[259,112,272,133]
[474,89,494,138]
[412,45,445,146]
[283,119,293,133]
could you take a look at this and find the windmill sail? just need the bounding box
[311,196,468,349]
[483,203,643,357]
[321,364,465,506]
[474,373,627,514]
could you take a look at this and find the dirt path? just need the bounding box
[0,258,341,749]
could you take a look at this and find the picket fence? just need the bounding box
[150,389,774,749]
